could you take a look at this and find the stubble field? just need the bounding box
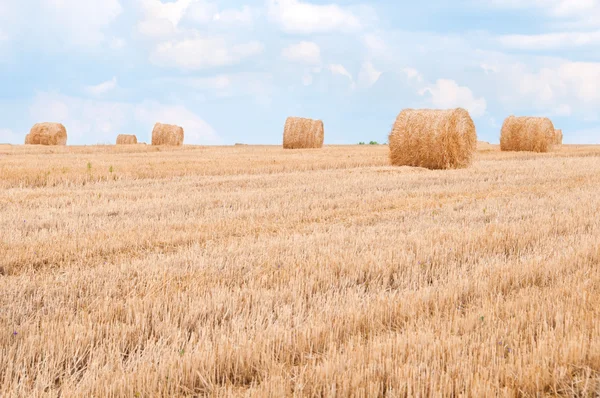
[1,143,600,397]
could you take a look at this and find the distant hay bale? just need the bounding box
[500,116,555,152]
[554,129,563,145]
[151,123,184,146]
[116,134,138,145]
[25,123,67,146]
[283,117,324,149]
[388,108,477,170]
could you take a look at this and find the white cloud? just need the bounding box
[403,68,424,82]
[506,62,600,112]
[481,63,498,74]
[85,77,118,95]
[213,6,254,25]
[150,38,264,70]
[302,74,313,86]
[329,64,353,80]
[328,64,355,89]
[29,92,219,144]
[489,0,600,27]
[362,33,386,54]
[499,31,600,50]
[358,62,382,88]
[267,0,361,34]
[419,79,487,118]
[40,0,122,47]
[110,37,126,49]
[136,0,194,38]
[282,41,321,65]
[139,0,192,26]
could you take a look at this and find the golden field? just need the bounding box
[1,143,600,397]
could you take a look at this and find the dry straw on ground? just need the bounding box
[151,123,184,146]
[24,123,67,146]
[500,116,555,152]
[554,129,563,145]
[283,117,324,149]
[116,134,138,145]
[388,108,477,170]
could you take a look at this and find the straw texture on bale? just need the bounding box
[116,134,138,145]
[500,116,555,152]
[554,129,563,145]
[283,117,324,149]
[151,123,184,146]
[25,123,67,146]
[388,108,477,170]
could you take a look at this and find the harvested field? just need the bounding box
[1,144,600,396]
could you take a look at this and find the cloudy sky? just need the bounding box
[1,0,599,145]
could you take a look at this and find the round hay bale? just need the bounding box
[500,116,555,152]
[554,129,563,145]
[151,123,184,146]
[283,117,324,149]
[388,108,477,170]
[116,134,138,145]
[25,123,67,146]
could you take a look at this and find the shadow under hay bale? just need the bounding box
[388,108,477,170]
[151,123,184,146]
[283,117,324,149]
[500,116,555,152]
[116,134,138,145]
[25,123,67,146]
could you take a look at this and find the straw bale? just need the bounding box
[151,123,184,146]
[500,116,555,152]
[25,123,67,146]
[116,134,138,145]
[554,129,563,145]
[388,108,477,169]
[283,117,324,149]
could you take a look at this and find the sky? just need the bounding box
[1,0,600,145]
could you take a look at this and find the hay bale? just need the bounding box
[25,123,67,146]
[388,108,477,170]
[283,117,324,149]
[116,134,138,145]
[151,123,184,146]
[500,116,555,152]
[554,129,563,145]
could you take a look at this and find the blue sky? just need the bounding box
[1,0,599,145]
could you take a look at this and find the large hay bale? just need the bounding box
[283,117,324,149]
[116,134,138,145]
[388,108,477,170]
[500,116,555,152]
[151,123,184,146]
[25,123,67,146]
[554,129,563,145]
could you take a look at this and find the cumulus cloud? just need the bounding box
[85,77,118,95]
[358,62,382,88]
[267,0,362,34]
[503,61,600,114]
[499,30,600,50]
[40,0,122,47]
[419,79,487,118]
[150,38,264,70]
[403,68,424,82]
[282,41,321,65]
[29,92,219,144]
[213,6,254,25]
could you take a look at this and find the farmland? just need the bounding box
[1,144,600,396]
